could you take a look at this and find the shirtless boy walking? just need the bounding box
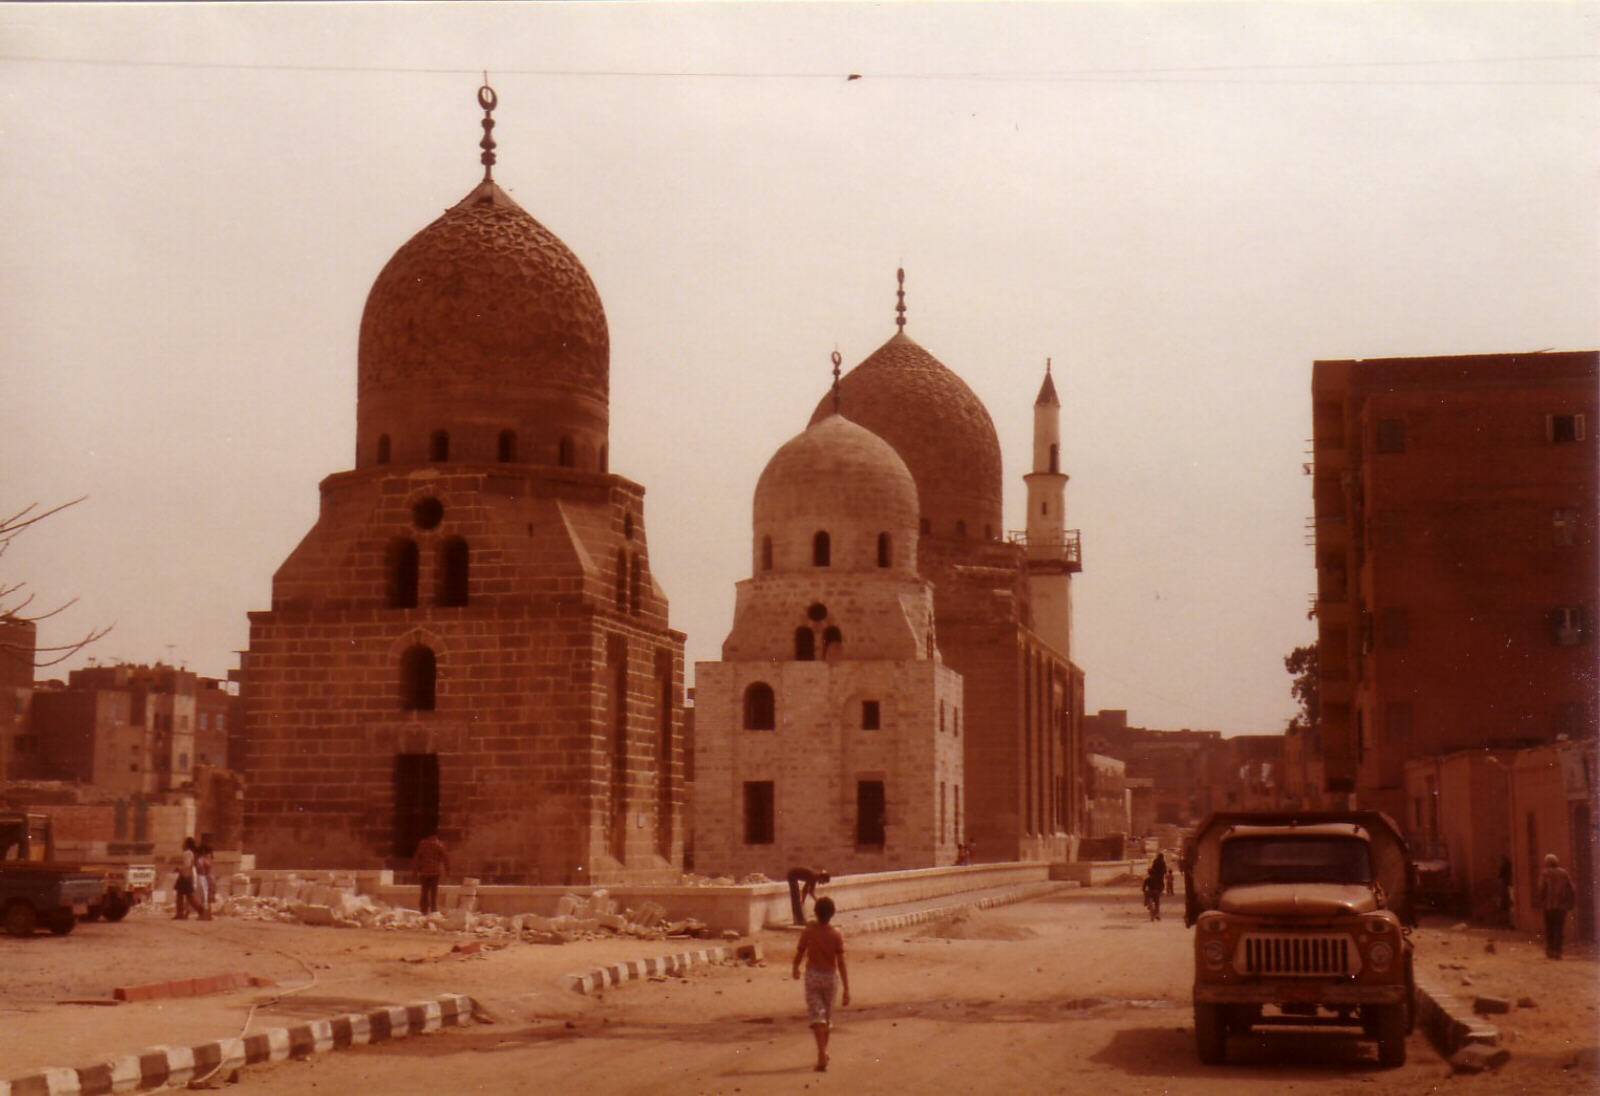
[792,896,851,1072]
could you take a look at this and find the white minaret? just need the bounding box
[1023,359,1078,658]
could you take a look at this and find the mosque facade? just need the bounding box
[696,275,1086,872]
[809,279,1086,863]
[240,89,685,885]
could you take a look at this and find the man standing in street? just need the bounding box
[1535,852,1578,959]
[414,833,449,916]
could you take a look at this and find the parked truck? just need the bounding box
[1182,810,1416,1067]
[0,811,156,930]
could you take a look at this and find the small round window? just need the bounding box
[806,603,828,622]
[412,498,444,530]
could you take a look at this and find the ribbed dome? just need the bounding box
[810,331,1003,541]
[354,180,611,470]
[753,413,919,574]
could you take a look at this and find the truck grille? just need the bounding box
[1235,933,1359,976]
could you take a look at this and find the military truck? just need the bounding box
[1182,811,1416,1067]
[0,811,155,928]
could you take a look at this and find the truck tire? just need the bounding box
[46,909,77,936]
[102,892,130,922]
[3,900,38,938]
[1375,1003,1407,1068]
[1194,1002,1227,1065]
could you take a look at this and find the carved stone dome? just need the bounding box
[355,181,611,470]
[811,330,1003,541]
[753,413,919,575]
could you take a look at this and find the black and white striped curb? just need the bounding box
[565,943,765,994]
[846,880,1068,936]
[0,993,474,1096]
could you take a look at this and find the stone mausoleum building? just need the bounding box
[697,277,1087,869]
[694,390,965,876]
[242,89,685,885]
[816,285,1087,862]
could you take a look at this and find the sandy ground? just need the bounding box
[3,888,1595,1095]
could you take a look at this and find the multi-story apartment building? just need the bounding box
[31,663,214,795]
[1311,351,1598,819]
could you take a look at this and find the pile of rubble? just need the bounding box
[202,879,713,943]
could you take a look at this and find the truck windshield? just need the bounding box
[1220,836,1373,886]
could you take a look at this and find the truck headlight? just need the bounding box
[1203,940,1228,969]
[1367,941,1394,971]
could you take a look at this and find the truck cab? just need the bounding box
[1183,811,1416,1067]
[0,811,154,930]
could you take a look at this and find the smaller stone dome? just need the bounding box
[752,413,919,576]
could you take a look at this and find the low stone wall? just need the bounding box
[231,862,1053,935]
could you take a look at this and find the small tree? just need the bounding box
[1,498,114,667]
[1284,642,1319,733]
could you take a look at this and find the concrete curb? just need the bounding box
[1414,972,1501,1058]
[0,993,474,1096]
[564,943,765,995]
[846,880,1068,936]
[112,972,272,1003]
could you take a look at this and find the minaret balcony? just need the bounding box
[1008,528,1082,572]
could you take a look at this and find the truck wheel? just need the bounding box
[3,901,38,938]
[1375,1003,1407,1068]
[102,892,130,922]
[1194,1002,1227,1064]
[46,910,77,936]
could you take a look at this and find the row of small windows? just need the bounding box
[759,531,895,571]
[1355,605,1590,651]
[741,684,961,734]
[742,778,891,848]
[388,538,469,609]
[375,431,608,470]
[1375,413,1588,454]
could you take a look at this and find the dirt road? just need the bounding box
[4,888,1594,1095]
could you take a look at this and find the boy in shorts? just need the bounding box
[792,896,851,1071]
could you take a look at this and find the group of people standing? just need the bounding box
[173,836,215,920]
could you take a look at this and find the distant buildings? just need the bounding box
[1310,349,1598,932]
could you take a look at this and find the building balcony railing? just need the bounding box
[1008,528,1083,573]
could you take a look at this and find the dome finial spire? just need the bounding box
[831,348,843,414]
[895,267,906,331]
[477,77,499,183]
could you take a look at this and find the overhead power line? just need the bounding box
[1,52,1596,85]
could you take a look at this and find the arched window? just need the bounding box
[795,627,816,661]
[615,549,628,609]
[877,532,891,568]
[400,645,436,711]
[823,626,842,659]
[498,430,517,462]
[559,436,575,468]
[624,512,635,540]
[812,531,831,567]
[1049,443,1059,474]
[630,556,643,615]
[742,682,775,730]
[760,535,773,572]
[429,430,450,462]
[376,434,391,464]
[955,519,967,539]
[438,537,469,607]
[386,538,419,609]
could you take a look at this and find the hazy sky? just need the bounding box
[3,3,1595,733]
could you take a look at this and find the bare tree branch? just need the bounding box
[1,496,114,667]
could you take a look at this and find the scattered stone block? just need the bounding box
[1451,1044,1510,1072]
[1473,995,1511,1015]
[1517,997,1536,1009]
[291,904,337,926]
